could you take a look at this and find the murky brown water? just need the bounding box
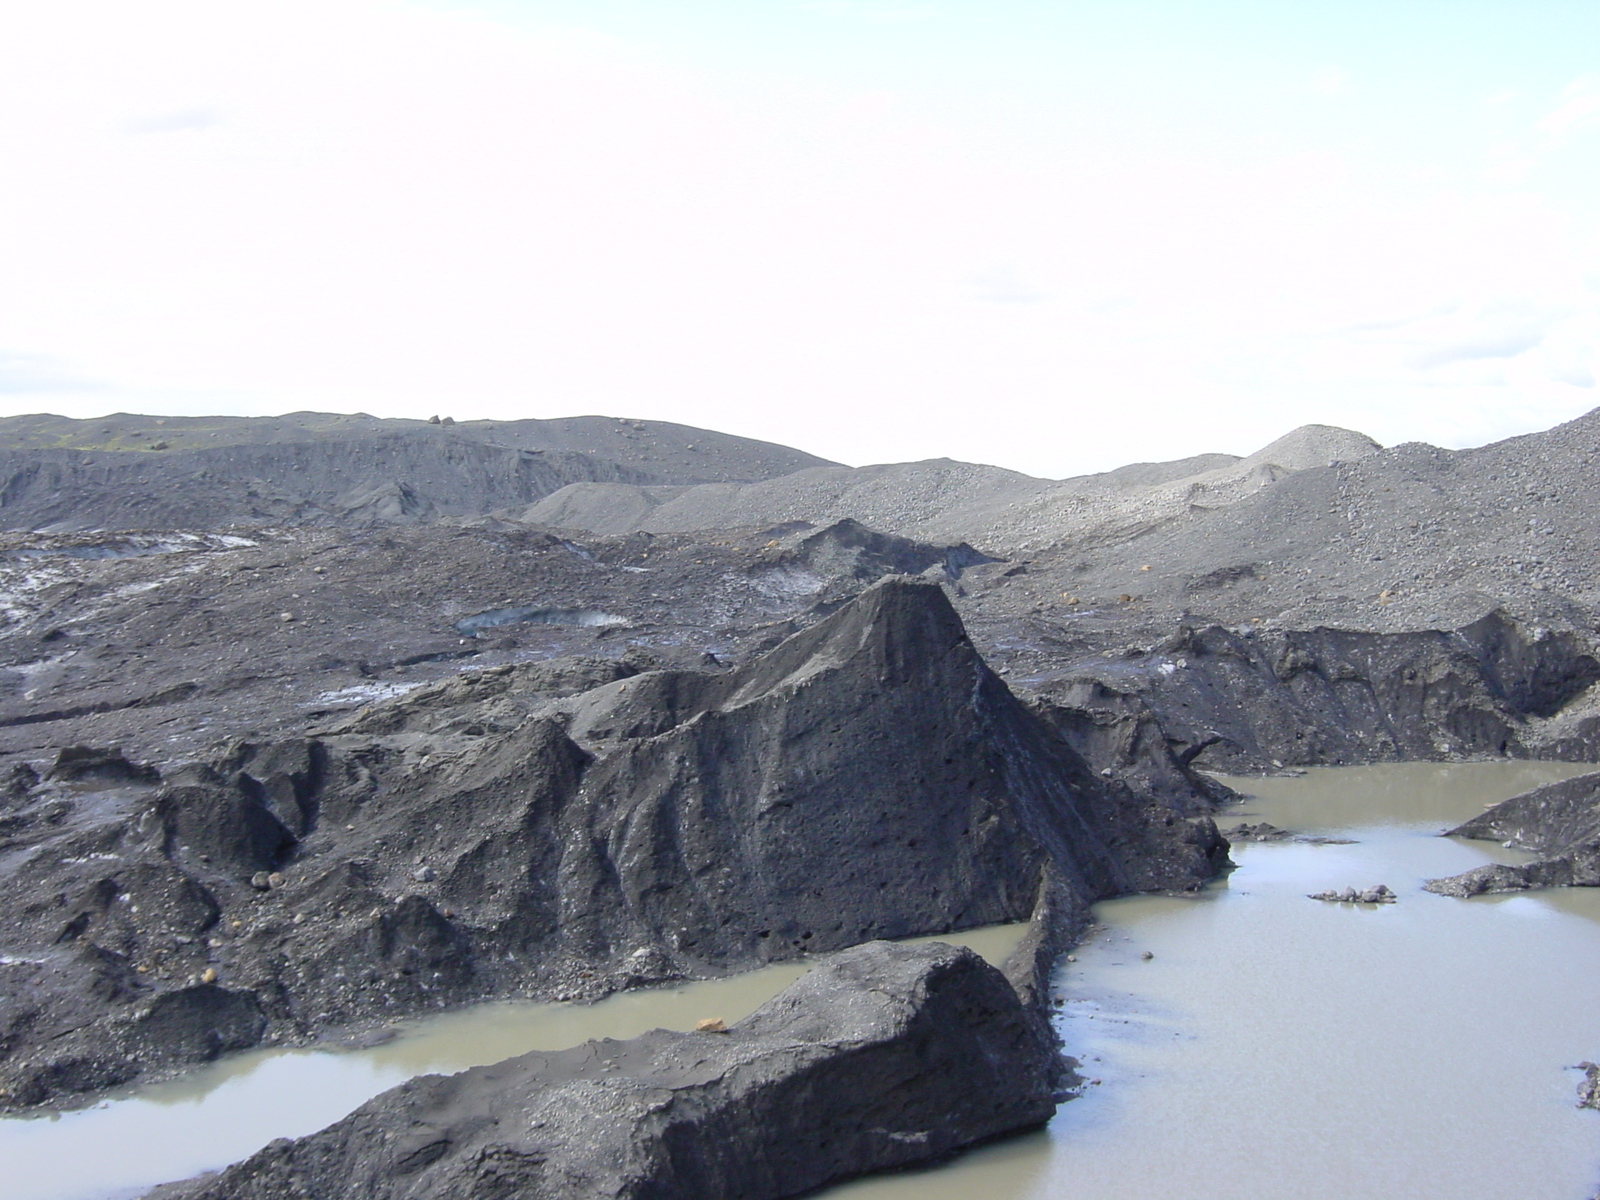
[0,924,1026,1200]
[822,760,1600,1200]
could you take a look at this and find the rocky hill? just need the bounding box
[0,412,834,532]
[0,579,1223,1109]
[3,400,1600,1200]
[519,423,1381,551]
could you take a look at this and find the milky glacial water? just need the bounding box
[0,925,1026,1200]
[822,759,1600,1200]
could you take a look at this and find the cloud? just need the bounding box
[1535,75,1600,138]
[1407,329,1545,371]
[1342,304,1457,334]
[964,266,1046,304]
[123,107,221,136]
[796,0,938,21]
[0,354,105,395]
[1361,300,1566,373]
[1309,66,1349,97]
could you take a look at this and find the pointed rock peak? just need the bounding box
[1241,424,1382,471]
[560,576,976,747]
[731,575,972,699]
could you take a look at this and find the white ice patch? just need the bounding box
[313,682,423,706]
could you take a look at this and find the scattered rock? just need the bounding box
[1225,822,1294,842]
[1,761,38,804]
[1308,884,1396,904]
[1577,1061,1600,1110]
[1223,822,1356,846]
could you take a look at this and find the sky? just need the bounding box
[1,0,1598,478]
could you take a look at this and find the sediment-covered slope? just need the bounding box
[148,941,1061,1200]
[522,424,1381,552]
[0,413,834,532]
[0,578,1225,1110]
[520,458,1047,540]
[0,519,1001,765]
[1448,771,1600,853]
[980,406,1600,643]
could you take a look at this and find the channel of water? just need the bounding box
[820,759,1600,1200]
[9,761,1600,1199]
[0,926,1027,1200]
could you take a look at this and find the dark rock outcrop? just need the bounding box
[1422,858,1600,898]
[759,517,998,583]
[1044,613,1600,772]
[149,940,1060,1200]
[0,576,1226,1110]
[1577,1062,1600,1110]
[1444,771,1600,853]
[1425,772,1600,897]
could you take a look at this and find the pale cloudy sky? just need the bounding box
[1,0,1597,477]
